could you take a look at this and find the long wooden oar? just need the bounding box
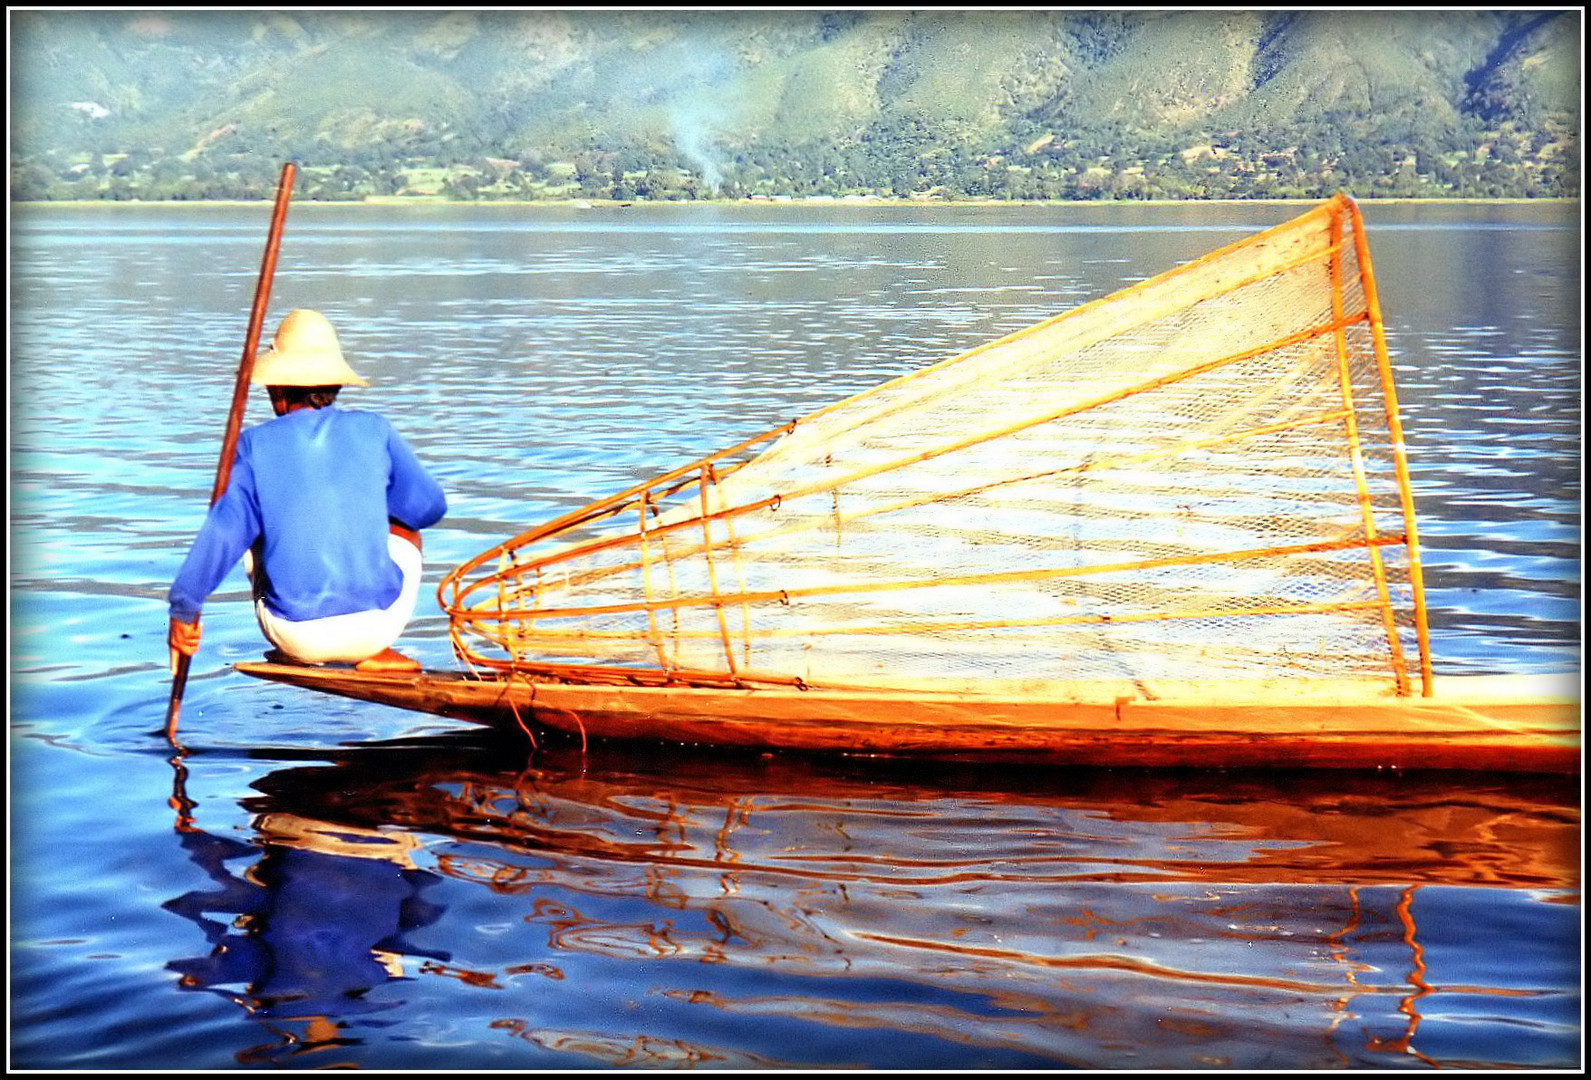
[164,161,297,744]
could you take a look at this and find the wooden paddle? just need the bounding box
[164,161,297,744]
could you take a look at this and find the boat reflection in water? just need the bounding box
[162,733,1580,1069]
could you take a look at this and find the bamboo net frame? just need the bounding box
[441,194,1432,697]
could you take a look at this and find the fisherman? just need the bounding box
[167,309,448,676]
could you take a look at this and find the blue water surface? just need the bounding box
[9,199,1581,1070]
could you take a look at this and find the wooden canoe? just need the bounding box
[233,661,1581,773]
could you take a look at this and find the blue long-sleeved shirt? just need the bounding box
[168,407,447,624]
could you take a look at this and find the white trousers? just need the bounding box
[249,535,423,664]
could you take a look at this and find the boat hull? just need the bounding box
[232,662,1581,773]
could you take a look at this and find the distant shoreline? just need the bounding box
[12,194,1577,210]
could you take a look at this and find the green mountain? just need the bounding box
[9,9,1580,202]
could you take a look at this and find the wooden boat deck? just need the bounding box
[233,661,1581,773]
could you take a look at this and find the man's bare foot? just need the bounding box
[355,647,422,673]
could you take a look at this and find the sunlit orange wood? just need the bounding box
[1347,197,1433,695]
[234,661,1580,774]
[450,533,1411,624]
[1328,202,1410,694]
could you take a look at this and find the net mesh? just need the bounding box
[441,194,1432,696]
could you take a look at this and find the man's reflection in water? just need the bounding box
[162,809,449,1065]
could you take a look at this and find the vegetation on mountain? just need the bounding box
[9,9,1580,203]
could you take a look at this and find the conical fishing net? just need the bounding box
[441,195,1432,696]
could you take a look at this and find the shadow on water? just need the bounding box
[158,728,1581,1069]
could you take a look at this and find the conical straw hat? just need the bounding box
[250,309,369,387]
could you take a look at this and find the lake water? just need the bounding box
[8,199,1581,1069]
